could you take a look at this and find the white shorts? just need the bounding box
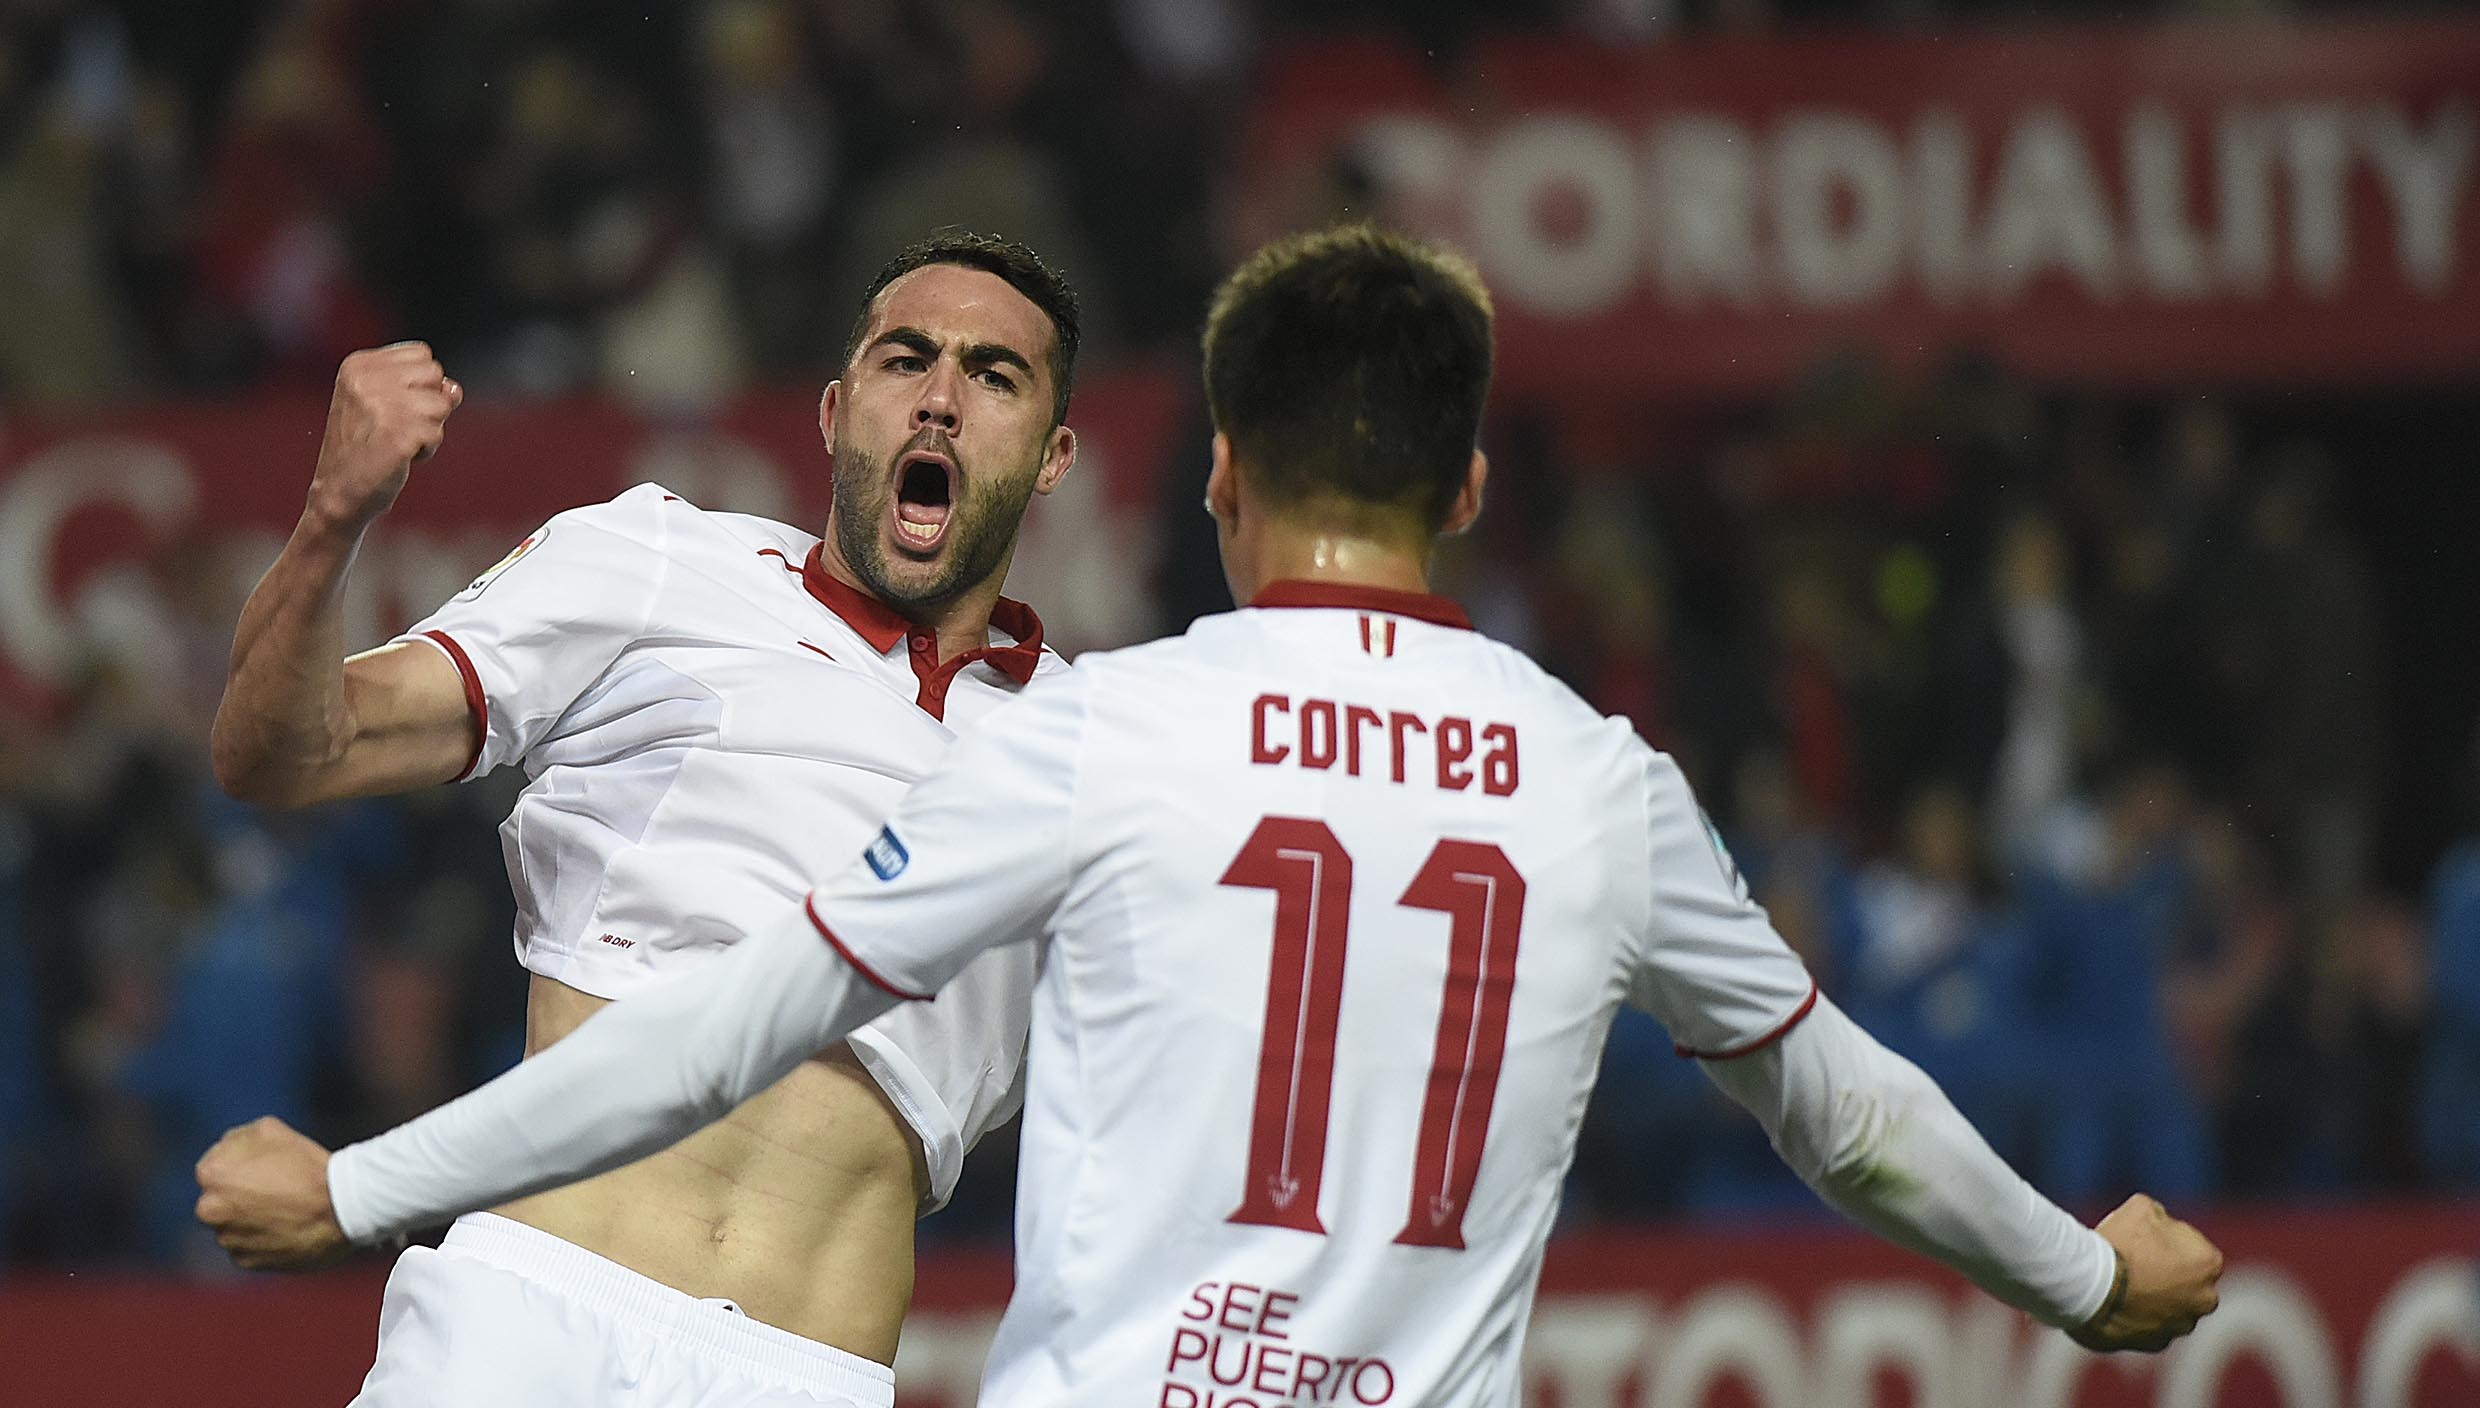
[350,1213,898,1408]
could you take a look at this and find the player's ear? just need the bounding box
[1440,449,1487,537]
[1033,425,1076,497]
[818,381,843,454]
[1206,434,1240,526]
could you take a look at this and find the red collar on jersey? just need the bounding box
[1250,579,1473,631]
[802,545,1046,684]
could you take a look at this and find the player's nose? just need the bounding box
[913,364,962,433]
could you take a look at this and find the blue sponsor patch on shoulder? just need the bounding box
[864,826,910,881]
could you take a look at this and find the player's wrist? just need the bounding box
[299,484,391,543]
[324,1140,381,1247]
[2069,1247,2131,1346]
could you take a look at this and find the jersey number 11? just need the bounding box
[1220,816,1527,1252]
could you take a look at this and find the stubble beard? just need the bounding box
[829,441,1038,612]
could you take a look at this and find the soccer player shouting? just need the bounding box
[201,234,1080,1406]
[203,227,2223,1404]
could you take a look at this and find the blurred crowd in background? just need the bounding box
[3,0,2477,1272]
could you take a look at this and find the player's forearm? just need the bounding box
[211,509,370,805]
[328,905,903,1244]
[1701,996,2118,1328]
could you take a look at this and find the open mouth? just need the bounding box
[892,450,955,552]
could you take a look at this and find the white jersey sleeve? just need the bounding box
[1625,749,1818,1054]
[1699,994,2120,1328]
[803,671,1085,999]
[1619,749,2114,1330]
[392,483,674,779]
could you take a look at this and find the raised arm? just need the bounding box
[210,345,474,808]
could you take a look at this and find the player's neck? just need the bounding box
[911,575,1011,665]
[1243,524,1434,601]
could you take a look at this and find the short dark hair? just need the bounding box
[843,231,1081,424]
[1203,225,1494,534]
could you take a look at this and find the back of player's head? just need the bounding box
[1203,225,1494,535]
[845,230,1082,425]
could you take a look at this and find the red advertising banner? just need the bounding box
[1237,21,2480,397]
[3,1204,2473,1406]
[0,367,1191,700]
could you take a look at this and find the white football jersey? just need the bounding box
[805,582,1818,1406]
[396,483,1056,1207]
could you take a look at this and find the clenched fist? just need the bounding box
[195,1115,354,1272]
[2071,1193,2226,1352]
[306,343,464,533]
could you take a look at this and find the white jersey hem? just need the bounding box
[519,951,964,1213]
[846,1026,965,1211]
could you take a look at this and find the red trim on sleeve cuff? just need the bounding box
[421,630,489,782]
[1676,984,1819,1061]
[804,895,933,1002]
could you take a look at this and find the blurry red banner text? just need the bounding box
[1239,21,2480,396]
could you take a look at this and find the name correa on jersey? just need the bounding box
[1248,693,1519,795]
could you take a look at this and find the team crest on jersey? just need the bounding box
[454,527,547,601]
[864,826,910,881]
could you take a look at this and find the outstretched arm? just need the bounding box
[198,900,907,1266]
[1700,994,2221,1351]
[1628,748,2218,1352]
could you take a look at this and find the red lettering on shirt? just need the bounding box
[1243,699,1518,797]
[1386,712,1427,785]
[1298,700,1338,770]
[1343,706,1382,777]
[1436,717,1475,791]
[1251,696,1291,765]
[1481,723,1519,797]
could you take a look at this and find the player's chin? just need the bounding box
[875,529,961,586]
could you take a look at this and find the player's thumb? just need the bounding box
[444,377,464,411]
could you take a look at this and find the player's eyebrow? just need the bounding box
[956,341,1034,378]
[867,327,941,360]
[866,329,1036,385]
